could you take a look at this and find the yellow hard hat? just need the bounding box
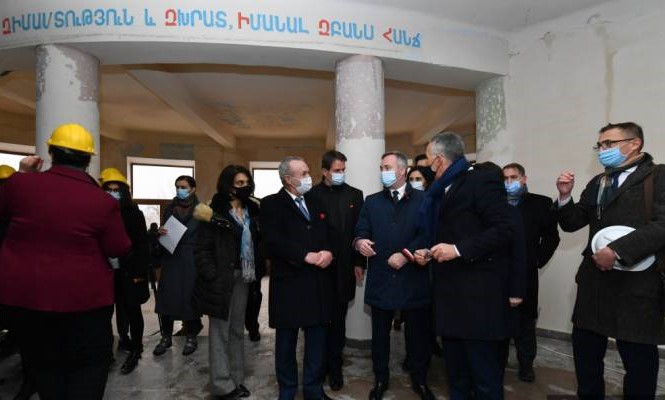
[46,123,96,155]
[99,167,128,186]
[0,164,16,180]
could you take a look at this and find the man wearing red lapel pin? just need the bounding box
[261,156,334,400]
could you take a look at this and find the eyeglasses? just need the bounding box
[592,138,634,151]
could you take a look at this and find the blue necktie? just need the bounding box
[295,197,310,221]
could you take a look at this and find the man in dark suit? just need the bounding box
[0,124,131,399]
[415,132,515,400]
[502,162,560,382]
[306,150,364,391]
[262,156,334,400]
[354,151,434,400]
[556,122,665,399]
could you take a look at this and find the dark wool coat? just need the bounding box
[306,182,364,304]
[155,198,201,320]
[116,205,150,306]
[557,153,665,344]
[515,193,560,319]
[262,188,333,329]
[431,168,516,340]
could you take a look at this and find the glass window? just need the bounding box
[253,168,282,199]
[131,164,194,200]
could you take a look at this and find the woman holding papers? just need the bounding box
[154,175,203,357]
[193,165,261,400]
[99,168,150,374]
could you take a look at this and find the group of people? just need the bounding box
[0,120,663,400]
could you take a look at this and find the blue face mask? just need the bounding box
[597,147,627,168]
[331,172,345,186]
[106,191,121,201]
[381,170,397,187]
[504,181,522,196]
[410,180,425,191]
[176,188,191,200]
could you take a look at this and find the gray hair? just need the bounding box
[381,151,408,170]
[429,132,465,161]
[278,156,304,184]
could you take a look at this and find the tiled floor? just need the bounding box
[1,278,664,399]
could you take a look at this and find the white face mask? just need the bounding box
[295,176,313,194]
[330,172,345,186]
[409,180,425,191]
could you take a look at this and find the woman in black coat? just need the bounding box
[100,168,150,375]
[193,165,261,399]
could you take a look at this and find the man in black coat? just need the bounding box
[502,162,560,382]
[556,122,665,400]
[262,156,334,400]
[306,150,364,391]
[415,132,516,400]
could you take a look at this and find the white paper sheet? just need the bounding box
[158,216,188,254]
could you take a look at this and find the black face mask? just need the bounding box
[233,186,253,200]
[421,167,435,183]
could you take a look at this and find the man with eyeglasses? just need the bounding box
[556,122,665,400]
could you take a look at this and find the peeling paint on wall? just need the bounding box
[59,45,99,102]
[475,76,506,152]
[35,46,48,101]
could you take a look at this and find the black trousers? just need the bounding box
[161,315,202,338]
[245,278,262,334]
[572,326,659,400]
[371,305,432,385]
[326,300,349,379]
[498,316,537,373]
[2,305,114,400]
[115,293,145,352]
[442,337,504,400]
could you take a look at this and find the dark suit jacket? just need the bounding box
[307,182,364,304]
[516,192,560,318]
[557,154,665,344]
[262,188,334,329]
[431,168,516,340]
[0,166,131,312]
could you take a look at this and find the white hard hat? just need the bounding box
[591,225,655,272]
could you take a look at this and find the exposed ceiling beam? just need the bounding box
[411,97,475,145]
[126,68,235,149]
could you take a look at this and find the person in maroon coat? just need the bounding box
[0,123,131,400]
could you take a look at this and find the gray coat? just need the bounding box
[557,154,665,344]
[155,198,201,320]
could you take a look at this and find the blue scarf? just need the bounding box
[230,207,256,282]
[418,156,471,245]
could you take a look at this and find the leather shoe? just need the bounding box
[248,330,261,342]
[518,365,535,382]
[237,384,250,398]
[152,336,172,356]
[412,384,435,400]
[120,350,141,374]
[328,374,343,391]
[182,336,198,355]
[368,381,388,400]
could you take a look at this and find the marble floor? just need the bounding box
[1,278,664,399]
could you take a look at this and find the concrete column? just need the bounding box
[36,44,100,177]
[335,55,385,342]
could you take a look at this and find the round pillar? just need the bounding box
[36,44,100,176]
[335,54,385,342]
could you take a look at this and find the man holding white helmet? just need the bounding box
[556,122,665,400]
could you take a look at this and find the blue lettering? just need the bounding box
[215,10,227,28]
[122,9,134,26]
[144,9,156,26]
